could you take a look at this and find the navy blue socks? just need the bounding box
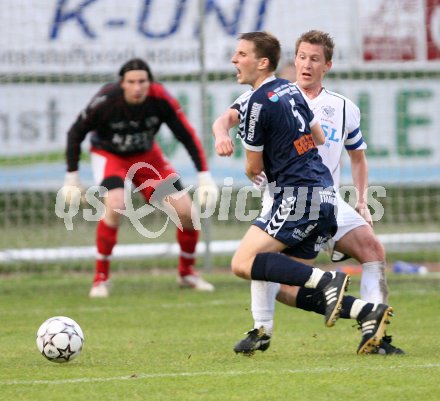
[251,252,314,287]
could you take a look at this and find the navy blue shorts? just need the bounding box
[253,187,337,259]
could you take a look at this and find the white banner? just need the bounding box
[1,0,439,74]
[0,79,439,187]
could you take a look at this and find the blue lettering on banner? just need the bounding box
[205,0,246,35]
[196,0,270,37]
[50,0,98,39]
[49,0,271,41]
[138,0,186,39]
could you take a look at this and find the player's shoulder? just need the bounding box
[96,82,121,98]
[261,77,291,94]
[254,77,293,103]
[289,82,310,104]
[234,89,254,108]
[88,82,121,110]
[322,88,359,112]
[148,81,173,100]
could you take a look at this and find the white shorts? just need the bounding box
[333,191,368,241]
[320,192,368,260]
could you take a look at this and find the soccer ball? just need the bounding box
[36,316,84,363]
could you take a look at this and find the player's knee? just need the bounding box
[231,253,250,278]
[376,240,386,261]
[101,176,124,192]
[177,208,194,228]
[105,189,125,212]
[365,236,385,261]
[357,239,385,262]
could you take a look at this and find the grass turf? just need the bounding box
[0,271,439,401]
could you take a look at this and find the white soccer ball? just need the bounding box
[36,316,84,363]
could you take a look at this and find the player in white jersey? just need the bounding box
[297,87,370,247]
[234,30,404,356]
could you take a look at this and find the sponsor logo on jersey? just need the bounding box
[247,102,262,141]
[319,189,337,205]
[267,92,279,102]
[322,105,335,119]
[293,134,315,155]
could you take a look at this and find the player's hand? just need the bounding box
[197,171,219,210]
[355,202,373,226]
[252,171,268,191]
[61,171,85,206]
[214,134,234,157]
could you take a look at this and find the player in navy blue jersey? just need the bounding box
[62,58,218,297]
[213,31,394,355]
[247,30,404,356]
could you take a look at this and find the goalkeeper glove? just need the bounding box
[197,171,219,210]
[61,171,85,206]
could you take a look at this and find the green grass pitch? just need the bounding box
[0,270,439,401]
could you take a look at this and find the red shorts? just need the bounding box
[90,143,179,201]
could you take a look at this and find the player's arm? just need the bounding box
[310,119,325,145]
[344,98,371,224]
[156,84,217,207]
[348,149,372,225]
[66,85,111,173]
[154,84,208,172]
[62,89,104,204]
[245,149,264,181]
[241,99,265,182]
[299,97,324,145]
[62,119,90,204]
[213,108,239,157]
[66,116,92,173]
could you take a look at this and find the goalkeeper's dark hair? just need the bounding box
[295,30,335,62]
[239,31,281,72]
[118,58,154,81]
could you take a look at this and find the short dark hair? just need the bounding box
[239,31,281,72]
[295,30,335,62]
[118,58,154,81]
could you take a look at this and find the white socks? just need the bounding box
[361,261,389,304]
[304,268,326,288]
[251,280,280,336]
[349,299,369,319]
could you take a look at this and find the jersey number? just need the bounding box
[289,99,305,132]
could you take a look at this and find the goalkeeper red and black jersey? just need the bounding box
[66,81,207,173]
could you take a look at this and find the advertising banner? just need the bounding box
[1,0,439,74]
[1,79,439,188]
[1,0,439,188]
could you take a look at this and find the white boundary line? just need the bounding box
[0,299,245,317]
[1,233,439,263]
[2,363,439,386]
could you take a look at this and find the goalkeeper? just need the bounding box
[62,58,218,297]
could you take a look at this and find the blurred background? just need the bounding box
[0,0,439,271]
